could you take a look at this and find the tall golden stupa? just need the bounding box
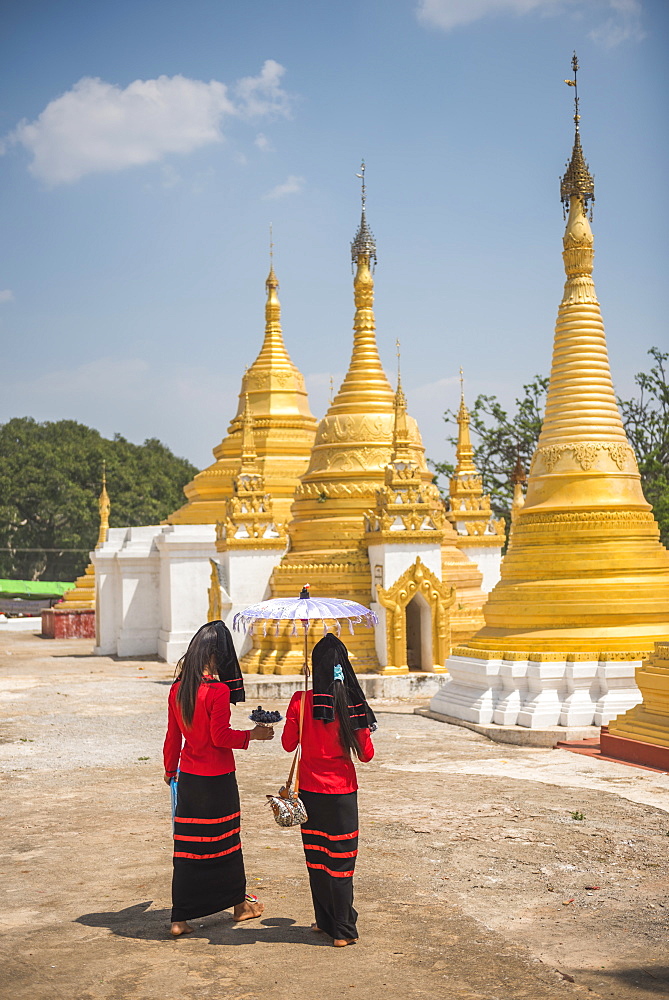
[240,165,488,673]
[168,258,317,526]
[460,56,669,659]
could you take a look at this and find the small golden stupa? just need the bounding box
[446,373,505,588]
[168,253,317,527]
[56,469,110,611]
[461,56,669,658]
[240,165,488,673]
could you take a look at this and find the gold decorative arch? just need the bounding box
[376,557,455,673]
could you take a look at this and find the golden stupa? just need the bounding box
[57,470,110,611]
[447,375,505,573]
[461,57,669,659]
[240,165,488,673]
[168,258,317,526]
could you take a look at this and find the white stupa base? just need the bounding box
[430,652,642,729]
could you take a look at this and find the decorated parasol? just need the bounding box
[233,585,378,680]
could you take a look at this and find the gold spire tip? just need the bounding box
[560,51,595,217]
[351,159,377,266]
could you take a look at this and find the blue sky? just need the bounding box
[1,0,667,470]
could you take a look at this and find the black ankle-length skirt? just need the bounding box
[299,789,359,941]
[171,771,246,922]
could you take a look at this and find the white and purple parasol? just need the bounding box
[232,586,378,638]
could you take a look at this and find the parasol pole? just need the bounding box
[299,584,310,693]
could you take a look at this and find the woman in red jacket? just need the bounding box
[163,620,273,938]
[282,632,376,948]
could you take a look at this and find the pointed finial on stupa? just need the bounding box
[329,376,334,404]
[239,393,260,474]
[396,339,404,394]
[391,344,412,465]
[266,223,278,289]
[560,53,595,219]
[455,372,476,474]
[96,461,111,548]
[351,160,377,268]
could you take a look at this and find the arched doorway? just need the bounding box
[376,556,455,672]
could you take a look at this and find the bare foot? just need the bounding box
[233,899,264,922]
[170,921,193,938]
[333,937,358,948]
[310,923,323,933]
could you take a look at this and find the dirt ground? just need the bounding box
[1,631,668,1000]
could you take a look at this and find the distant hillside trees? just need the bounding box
[432,348,669,546]
[0,418,198,581]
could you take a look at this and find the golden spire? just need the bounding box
[331,161,394,416]
[167,242,317,528]
[524,57,642,512]
[464,56,669,656]
[454,368,477,476]
[510,454,526,520]
[391,340,412,465]
[561,54,595,218]
[238,394,260,474]
[96,463,110,548]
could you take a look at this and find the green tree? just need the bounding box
[431,348,669,546]
[431,375,548,524]
[0,418,198,582]
[617,347,669,546]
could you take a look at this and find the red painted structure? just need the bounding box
[599,725,669,772]
[41,608,95,639]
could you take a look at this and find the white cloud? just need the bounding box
[263,174,305,200]
[589,0,644,46]
[234,59,291,118]
[4,60,292,185]
[0,289,14,303]
[416,0,644,44]
[254,132,274,152]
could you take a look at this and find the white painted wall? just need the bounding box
[367,541,442,601]
[460,545,502,594]
[156,524,217,663]
[219,547,287,658]
[92,527,128,655]
[115,526,162,657]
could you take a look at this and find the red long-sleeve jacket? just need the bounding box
[281,690,374,795]
[163,679,250,777]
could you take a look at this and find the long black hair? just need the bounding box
[332,680,363,759]
[175,621,244,728]
[312,650,362,759]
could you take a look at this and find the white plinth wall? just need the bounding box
[156,525,218,663]
[368,541,443,669]
[215,547,287,658]
[93,521,287,663]
[430,651,642,729]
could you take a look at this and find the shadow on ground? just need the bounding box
[578,967,669,995]
[76,902,328,947]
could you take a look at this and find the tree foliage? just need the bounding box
[0,418,198,582]
[617,347,669,546]
[431,348,669,546]
[431,375,548,523]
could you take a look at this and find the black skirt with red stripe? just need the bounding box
[171,771,246,922]
[299,789,359,941]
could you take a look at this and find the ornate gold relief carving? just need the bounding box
[376,557,455,671]
[531,441,636,474]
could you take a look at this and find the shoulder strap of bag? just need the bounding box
[286,691,306,794]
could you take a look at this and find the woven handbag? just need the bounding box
[267,691,308,827]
